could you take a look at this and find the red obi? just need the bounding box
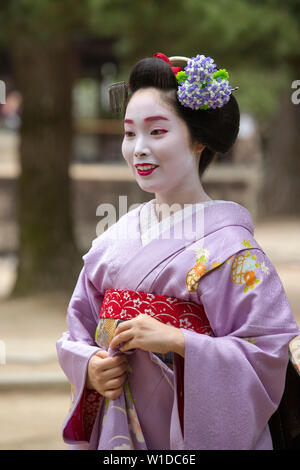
[98,288,213,336]
[76,289,213,443]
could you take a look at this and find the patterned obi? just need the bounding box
[95,288,213,366]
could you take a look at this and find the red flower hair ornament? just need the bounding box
[153,52,182,76]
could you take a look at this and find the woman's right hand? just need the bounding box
[86,350,129,400]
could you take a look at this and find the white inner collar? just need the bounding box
[139,199,228,246]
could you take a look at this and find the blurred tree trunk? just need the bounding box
[262,58,300,217]
[10,34,81,296]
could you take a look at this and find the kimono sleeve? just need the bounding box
[179,248,299,450]
[56,266,104,445]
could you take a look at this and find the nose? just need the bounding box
[134,136,150,157]
[134,150,147,157]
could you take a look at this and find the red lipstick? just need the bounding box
[135,163,159,176]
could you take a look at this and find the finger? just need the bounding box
[95,349,109,359]
[101,362,129,381]
[104,372,128,391]
[97,354,128,371]
[115,320,133,334]
[109,330,134,350]
[105,386,124,400]
[119,339,137,352]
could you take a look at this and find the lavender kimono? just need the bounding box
[56,199,299,450]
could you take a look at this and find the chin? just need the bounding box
[134,173,169,195]
[137,181,158,194]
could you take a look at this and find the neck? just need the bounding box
[154,186,212,222]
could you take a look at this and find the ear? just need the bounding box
[193,142,205,155]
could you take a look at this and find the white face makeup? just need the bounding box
[121,88,204,203]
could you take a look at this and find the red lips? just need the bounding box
[135,164,159,176]
[135,163,158,167]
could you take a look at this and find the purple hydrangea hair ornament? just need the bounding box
[169,55,239,110]
[107,53,238,114]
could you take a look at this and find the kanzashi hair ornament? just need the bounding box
[165,53,239,110]
[107,53,238,113]
[108,81,129,113]
[177,55,232,110]
[153,52,182,76]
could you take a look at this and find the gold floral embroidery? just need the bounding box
[211,261,221,269]
[186,248,210,292]
[231,248,261,293]
[244,270,257,287]
[242,238,254,249]
[186,238,265,294]
[244,337,258,345]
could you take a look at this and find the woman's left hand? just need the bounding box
[109,315,185,357]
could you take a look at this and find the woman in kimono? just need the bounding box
[56,53,299,450]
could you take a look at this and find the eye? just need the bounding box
[151,129,168,135]
[124,131,135,137]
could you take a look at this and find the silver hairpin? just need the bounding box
[108,81,129,113]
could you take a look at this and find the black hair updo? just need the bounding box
[110,56,240,178]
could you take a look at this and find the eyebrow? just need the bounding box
[124,115,170,124]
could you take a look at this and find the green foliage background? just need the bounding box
[0,0,299,124]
